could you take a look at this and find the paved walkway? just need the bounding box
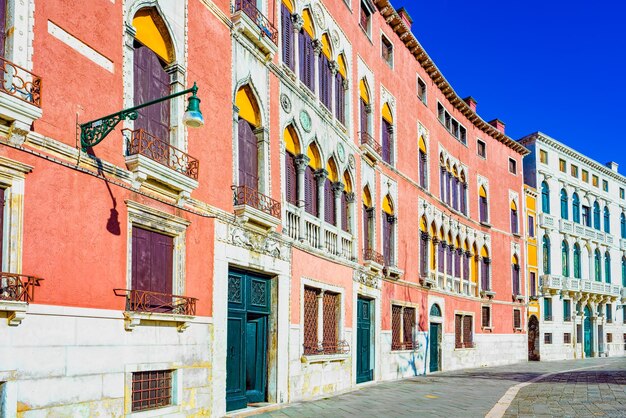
[248,357,626,418]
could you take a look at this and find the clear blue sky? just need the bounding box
[396,0,626,171]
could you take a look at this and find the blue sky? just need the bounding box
[396,0,626,171]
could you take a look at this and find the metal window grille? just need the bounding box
[322,291,339,353]
[564,333,571,344]
[462,315,473,348]
[403,307,415,349]
[455,314,463,349]
[131,370,172,412]
[303,287,319,355]
[391,305,402,350]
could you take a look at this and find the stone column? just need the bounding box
[592,313,599,357]
[315,169,328,249]
[317,290,324,351]
[329,60,339,115]
[332,182,344,228]
[295,154,309,242]
[291,14,304,79]
[312,39,322,96]
[345,192,356,260]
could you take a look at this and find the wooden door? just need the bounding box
[584,306,592,357]
[528,315,540,361]
[356,297,373,383]
[238,119,259,191]
[429,323,440,372]
[133,43,170,144]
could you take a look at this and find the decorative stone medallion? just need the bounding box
[299,110,312,133]
[312,3,327,30]
[331,30,340,48]
[348,154,355,169]
[337,143,345,162]
[280,94,292,113]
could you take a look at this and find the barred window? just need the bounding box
[132,370,172,412]
[303,286,345,355]
[544,333,552,344]
[481,306,490,328]
[607,333,612,343]
[391,305,416,351]
[513,309,521,329]
[455,313,474,349]
[564,333,571,344]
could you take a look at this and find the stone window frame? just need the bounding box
[125,200,189,296]
[480,304,492,331]
[300,277,347,361]
[124,362,183,417]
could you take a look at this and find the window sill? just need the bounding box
[480,221,492,228]
[301,353,350,364]
[513,327,523,333]
[122,310,195,332]
[481,326,493,332]
[390,348,417,354]
[231,9,278,58]
[480,290,496,299]
[454,345,476,351]
[127,404,180,418]
[512,232,521,238]
[0,91,42,145]
[0,300,29,326]
[125,153,198,201]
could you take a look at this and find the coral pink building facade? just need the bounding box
[0,0,528,416]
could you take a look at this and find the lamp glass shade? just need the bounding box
[183,95,204,128]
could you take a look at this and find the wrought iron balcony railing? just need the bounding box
[303,339,350,356]
[0,272,43,302]
[124,129,199,180]
[234,0,278,44]
[363,248,385,265]
[0,57,42,107]
[232,184,281,219]
[114,288,197,316]
[359,131,382,156]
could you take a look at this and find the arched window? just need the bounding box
[594,249,602,282]
[298,9,315,92]
[541,181,550,214]
[510,200,519,234]
[561,240,570,277]
[362,186,373,251]
[573,243,581,278]
[572,192,580,223]
[323,158,339,225]
[335,55,347,124]
[452,166,460,211]
[622,256,626,287]
[304,143,321,216]
[603,206,610,233]
[621,213,626,239]
[480,246,490,291]
[281,0,295,70]
[605,251,611,284]
[479,186,488,223]
[381,103,393,165]
[560,188,568,220]
[419,217,429,276]
[318,34,333,111]
[341,171,353,233]
[459,171,468,215]
[430,304,442,317]
[132,8,174,145]
[542,235,551,274]
[283,125,300,205]
[236,86,261,191]
[418,136,427,189]
[593,201,601,230]
[382,195,396,266]
[512,255,521,296]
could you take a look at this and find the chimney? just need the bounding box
[397,7,413,29]
[489,119,505,134]
[463,96,477,113]
[606,161,619,173]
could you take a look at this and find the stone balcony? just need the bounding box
[544,274,622,301]
[558,219,615,246]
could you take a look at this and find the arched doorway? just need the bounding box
[528,315,540,361]
[583,305,593,357]
[429,304,442,372]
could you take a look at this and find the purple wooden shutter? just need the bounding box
[446,245,452,275]
[324,179,335,225]
[238,119,258,191]
[382,120,391,163]
[132,227,151,292]
[482,259,490,290]
[132,227,172,295]
[133,43,170,143]
[281,4,294,70]
[438,242,445,273]
[341,192,348,232]
[419,152,426,187]
[513,265,520,295]
[440,168,445,200]
[0,191,4,268]
[463,253,470,280]
[453,178,459,210]
[363,205,369,250]
[480,197,487,222]
[420,234,427,276]
[298,31,305,83]
[285,152,297,204]
[335,73,345,124]
[153,231,173,295]
[360,99,368,138]
[383,214,391,265]
[460,184,467,214]
[0,0,6,57]
[305,166,317,216]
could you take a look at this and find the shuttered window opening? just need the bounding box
[418,151,427,188]
[319,55,333,111]
[131,370,173,412]
[438,241,445,273]
[281,4,294,70]
[238,119,259,191]
[335,73,345,124]
[324,179,335,225]
[340,191,349,232]
[382,213,394,266]
[304,166,318,216]
[360,99,369,135]
[298,31,315,92]
[481,306,490,328]
[544,333,552,344]
[0,189,4,268]
[303,286,343,355]
[131,226,173,305]
[564,333,571,344]
[481,258,490,291]
[381,120,392,164]
[419,233,428,277]
[513,309,521,329]
[285,152,297,205]
[455,314,474,349]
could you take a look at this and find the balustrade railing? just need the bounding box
[285,207,300,240]
[0,273,43,303]
[234,0,278,44]
[359,131,382,156]
[325,229,339,256]
[0,57,42,107]
[114,288,197,316]
[124,129,199,180]
[232,185,281,219]
[304,217,321,248]
[341,235,352,259]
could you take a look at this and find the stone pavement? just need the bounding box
[248,357,626,418]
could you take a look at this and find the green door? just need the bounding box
[356,297,373,383]
[583,306,592,358]
[429,323,440,372]
[226,270,271,412]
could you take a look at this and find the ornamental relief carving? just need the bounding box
[312,2,327,31]
[224,224,291,261]
[354,270,380,289]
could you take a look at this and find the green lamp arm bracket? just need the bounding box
[79,83,198,151]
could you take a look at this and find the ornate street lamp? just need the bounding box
[79,82,204,151]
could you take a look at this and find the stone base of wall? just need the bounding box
[0,305,212,417]
[442,333,527,371]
